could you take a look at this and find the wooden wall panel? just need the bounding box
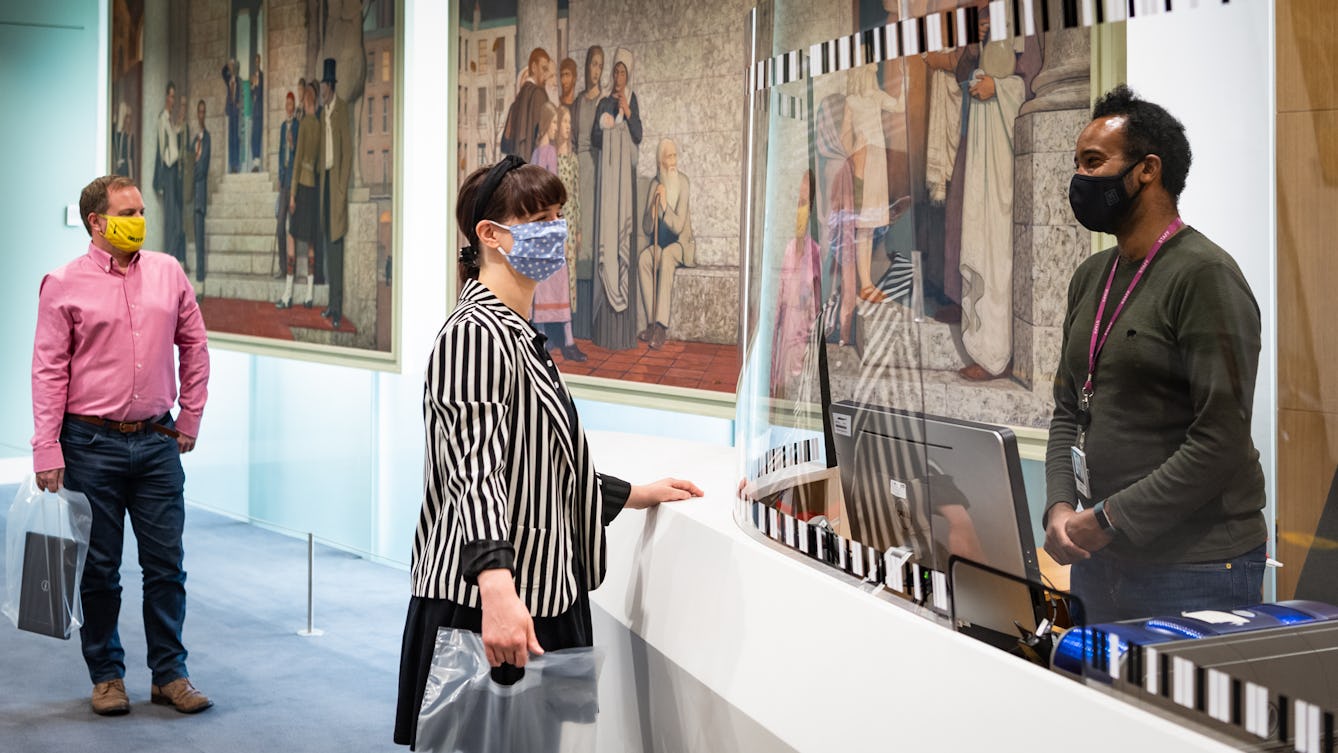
[1275,0,1338,600]
[1277,0,1338,114]
[1276,110,1338,415]
[1276,410,1338,599]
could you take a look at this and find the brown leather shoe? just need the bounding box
[151,677,214,714]
[91,678,130,716]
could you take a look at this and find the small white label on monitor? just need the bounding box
[889,479,908,499]
[833,412,852,437]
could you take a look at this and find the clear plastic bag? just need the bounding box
[416,628,602,753]
[2,475,93,639]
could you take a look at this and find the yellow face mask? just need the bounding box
[100,214,146,253]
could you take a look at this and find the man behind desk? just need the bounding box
[31,175,213,716]
[1043,86,1267,624]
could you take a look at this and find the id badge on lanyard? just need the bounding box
[1072,217,1183,502]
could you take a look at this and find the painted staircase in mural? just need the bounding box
[190,171,328,307]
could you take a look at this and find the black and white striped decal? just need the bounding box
[1116,637,1335,750]
[748,436,822,479]
[753,0,1232,93]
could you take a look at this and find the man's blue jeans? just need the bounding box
[1070,543,1267,625]
[60,416,189,687]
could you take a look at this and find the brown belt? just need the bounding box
[67,413,180,439]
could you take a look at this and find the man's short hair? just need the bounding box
[1092,84,1193,201]
[79,175,137,236]
[165,80,175,97]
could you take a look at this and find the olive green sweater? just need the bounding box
[1045,227,1267,563]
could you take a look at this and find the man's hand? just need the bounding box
[626,478,703,510]
[36,468,64,493]
[653,184,666,210]
[478,569,543,668]
[969,75,996,101]
[1065,508,1115,554]
[177,432,197,454]
[1043,503,1091,565]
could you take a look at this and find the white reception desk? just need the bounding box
[587,430,1238,753]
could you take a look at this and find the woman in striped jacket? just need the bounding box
[394,156,701,748]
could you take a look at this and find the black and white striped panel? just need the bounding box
[748,436,822,479]
[1119,641,1336,751]
[754,0,1232,93]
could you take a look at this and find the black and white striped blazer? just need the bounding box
[412,280,626,617]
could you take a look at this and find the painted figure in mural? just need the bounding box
[282,83,321,310]
[31,175,213,717]
[957,13,1027,381]
[531,103,585,362]
[275,92,299,288]
[570,46,605,339]
[559,57,577,109]
[156,81,185,266]
[191,99,210,283]
[113,102,135,181]
[842,66,908,306]
[1045,85,1266,623]
[591,48,642,351]
[771,170,821,398]
[815,93,859,346]
[500,48,553,163]
[176,97,192,273]
[318,59,353,330]
[530,102,558,174]
[638,138,695,350]
[554,107,583,348]
[222,60,240,173]
[297,77,307,117]
[250,53,264,172]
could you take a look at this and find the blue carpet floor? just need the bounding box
[0,484,408,752]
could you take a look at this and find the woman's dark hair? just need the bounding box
[1091,84,1193,201]
[455,161,566,282]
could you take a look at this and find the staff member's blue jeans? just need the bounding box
[1070,543,1267,625]
[60,416,190,687]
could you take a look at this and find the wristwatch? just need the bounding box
[1092,499,1116,532]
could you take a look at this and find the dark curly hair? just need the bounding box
[1091,84,1193,201]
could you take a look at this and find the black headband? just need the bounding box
[459,155,527,268]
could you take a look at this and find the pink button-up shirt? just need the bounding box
[31,244,210,472]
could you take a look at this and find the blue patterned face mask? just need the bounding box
[488,218,567,282]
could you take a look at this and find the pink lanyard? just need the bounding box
[1082,217,1184,403]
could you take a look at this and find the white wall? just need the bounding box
[1126,2,1278,572]
[0,0,106,459]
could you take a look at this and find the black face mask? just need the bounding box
[1068,156,1146,234]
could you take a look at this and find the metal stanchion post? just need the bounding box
[298,532,324,637]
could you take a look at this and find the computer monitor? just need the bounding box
[829,400,1040,583]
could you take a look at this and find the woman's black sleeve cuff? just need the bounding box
[599,473,632,526]
[461,540,516,586]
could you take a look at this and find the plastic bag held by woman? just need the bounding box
[415,628,601,753]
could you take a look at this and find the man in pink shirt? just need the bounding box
[31,175,212,716]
